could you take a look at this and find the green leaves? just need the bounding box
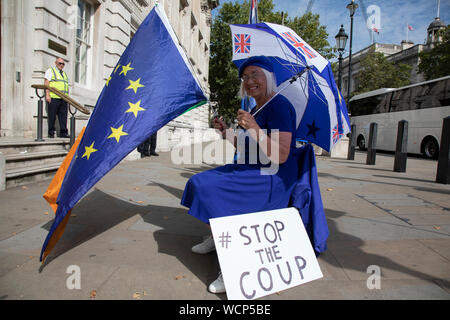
[353,51,411,97]
[418,26,450,81]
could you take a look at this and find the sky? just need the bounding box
[213,0,450,60]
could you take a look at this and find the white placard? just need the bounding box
[210,207,323,300]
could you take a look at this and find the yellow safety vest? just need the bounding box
[49,67,69,99]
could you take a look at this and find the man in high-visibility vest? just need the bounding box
[44,57,70,138]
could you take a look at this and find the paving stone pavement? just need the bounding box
[0,146,449,300]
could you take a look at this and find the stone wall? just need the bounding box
[1,0,219,151]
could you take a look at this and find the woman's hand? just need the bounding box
[213,117,228,138]
[237,110,259,131]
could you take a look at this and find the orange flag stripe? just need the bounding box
[41,127,85,263]
[43,127,86,213]
[41,210,72,263]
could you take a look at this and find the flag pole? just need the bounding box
[242,0,258,112]
[406,22,408,42]
[437,0,440,18]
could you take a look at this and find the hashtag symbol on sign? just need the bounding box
[219,232,231,249]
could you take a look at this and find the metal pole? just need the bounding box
[338,51,343,92]
[69,105,77,147]
[347,13,355,109]
[35,88,45,142]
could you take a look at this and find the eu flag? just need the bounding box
[290,144,329,256]
[40,5,207,262]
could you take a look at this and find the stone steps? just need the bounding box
[0,138,70,189]
[5,150,68,169]
[0,139,69,155]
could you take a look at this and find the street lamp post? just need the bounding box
[346,0,358,108]
[335,24,348,92]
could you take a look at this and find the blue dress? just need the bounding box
[181,94,299,224]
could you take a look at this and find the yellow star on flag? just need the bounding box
[107,124,129,143]
[120,62,134,76]
[125,100,145,118]
[126,78,145,94]
[82,142,98,160]
[106,76,112,86]
[114,64,121,74]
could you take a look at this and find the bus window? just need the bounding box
[440,79,450,106]
[375,93,389,113]
[415,81,442,109]
[390,89,411,112]
[410,85,423,110]
[350,94,389,116]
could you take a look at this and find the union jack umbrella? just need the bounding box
[230,22,351,152]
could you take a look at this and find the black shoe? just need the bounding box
[150,152,159,156]
[60,134,70,138]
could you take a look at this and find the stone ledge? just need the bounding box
[6,163,61,179]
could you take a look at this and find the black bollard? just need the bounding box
[347,124,356,160]
[35,88,45,142]
[366,122,377,165]
[436,116,450,184]
[394,120,408,172]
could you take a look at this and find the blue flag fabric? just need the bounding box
[290,144,329,256]
[240,95,256,112]
[40,5,207,261]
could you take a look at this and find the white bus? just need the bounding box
[349,75,450,159]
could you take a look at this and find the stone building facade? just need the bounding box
[338,16,447,101]
[1,0,219,151]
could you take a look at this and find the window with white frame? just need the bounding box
[74,0,93,85]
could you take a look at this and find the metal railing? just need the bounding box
[31,84,90,147]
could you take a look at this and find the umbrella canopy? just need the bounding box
[230,22,350,152]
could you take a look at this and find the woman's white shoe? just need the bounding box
[208,272,226,294]
[191,236,216,254]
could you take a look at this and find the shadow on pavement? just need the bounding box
[319,170,450,198]
[346,165,394,172]
[372,174,436,184]
[324,208,447,283]
[40,189,140,270]
[171,165,218,180]
[40,182,224,297]
[38,164,446,297]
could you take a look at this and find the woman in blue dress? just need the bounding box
[181,56,300,293]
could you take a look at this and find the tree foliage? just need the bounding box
[353,51,411,96]
[209,0,334,123]
[418,26,450,80]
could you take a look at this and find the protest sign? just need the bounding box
[210,207,323,300]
